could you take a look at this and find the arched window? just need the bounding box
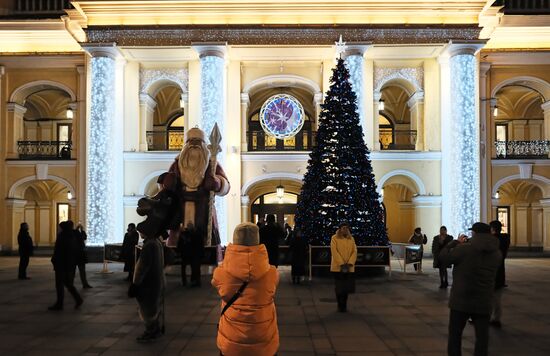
[379,114,394,150]
[167,114,184,150]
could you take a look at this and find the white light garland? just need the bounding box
[345,55,365,126]
[200,55,227,244]
[87,57,116,245]
[449,54,480,234]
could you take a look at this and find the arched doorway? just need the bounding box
[147,84,185,151]
[379,174,422,243]
[494,180,544,248]
[8,179,74,247]
[251,191,298,226]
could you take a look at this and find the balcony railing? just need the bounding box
[380,129,417,150]
[17,140,72,160]
[494,140,550,159]
[495,0,550,15]
[146,130,184,151]
[6,0,73,17]
[247,130,316,152]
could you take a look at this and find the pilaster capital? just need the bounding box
[241,195,250,206]
[407,91,425,108]
[540,198,550,208]
[192,42,228,59]
[6,102,27,115]
[442,40,486,58]
[411,195,442,208]
[342,42,372,58]
[139,93,158,110]
[36,200,52,208]
[240,93,250,106]
[313,92,324,105]
[68,102,78,111]
[373,90,382,101]
[82,43,124,61]
[5,198,27,208]
[541,100,550,112]
[0,65,5,77]
[480,62,491,77]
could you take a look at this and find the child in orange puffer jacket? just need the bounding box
[212,222,279,356]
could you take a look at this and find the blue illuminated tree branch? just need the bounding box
[295,58,388,246]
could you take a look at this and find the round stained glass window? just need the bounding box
[259,94,305,139]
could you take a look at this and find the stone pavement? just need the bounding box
[0,257,549,355]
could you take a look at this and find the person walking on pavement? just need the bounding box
[409,227,427,271]
[432,226,453,288]
[17,222,34,280]
[122,223,140,282]
[49,220,83,311]
[489,220,510,328]
[259,214,284,267]
[212,222,279,356]
[439,222,502,356]
[331,223,357,313]
[75,222,92,288]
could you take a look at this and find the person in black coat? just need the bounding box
[177,222,204,287]
[289,227,308,284]
[49,220,83,311]
[489,220,510,328]
[122,223,140,282]
[259,214,284,267]
[17,222,34,280]
[431,226,453,288]
[75,222,92,288]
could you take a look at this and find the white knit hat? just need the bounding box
[233,222,259,246]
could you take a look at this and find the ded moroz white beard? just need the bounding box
[178,142,211,189]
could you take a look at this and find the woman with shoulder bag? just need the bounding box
[212,222,279,356]
[330,222,358,313]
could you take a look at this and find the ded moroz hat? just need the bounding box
[185,127,206,142]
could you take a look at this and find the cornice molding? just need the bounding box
[84,25,482,47]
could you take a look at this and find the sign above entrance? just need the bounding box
[260,94,305,139]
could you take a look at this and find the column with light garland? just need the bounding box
[343,42,371,141]
[439,41,485,236]
[82,44,125,245]
[193,43,228,243]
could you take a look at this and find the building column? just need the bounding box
[313,92,323,131]
[6,103,27,158]
[541,199,550,252]
[515,203,530,247]
[373,90,381,151]
[76,65,87,225]
[138,94,157,151]
[5,199,27,250]
[241,93,250,151]
[542,102,550,158]
[193,43,228,243]
[479,62,491,222]
[439,41,485,236]
[412,195,442,256]
[407,91,425,151]
[82,44,125,245]
[35,201,51,246]
[344,43,372,148]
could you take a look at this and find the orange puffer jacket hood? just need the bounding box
[212,243,279,356]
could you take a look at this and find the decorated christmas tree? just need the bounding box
[295,57,388,246]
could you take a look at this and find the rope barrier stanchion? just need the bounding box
[97,243,117,274]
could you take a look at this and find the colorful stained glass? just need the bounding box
[260,94,305,139]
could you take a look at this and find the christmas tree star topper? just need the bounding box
[335,35,347,58]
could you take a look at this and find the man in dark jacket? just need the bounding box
[489,220,510,328]
[75,222,92,288]
[259,214,284,267]
[409,227,427,271]
[17,222,34,280]
[439,222,502,356]
[177,222,204,287]
[49,220,83,311]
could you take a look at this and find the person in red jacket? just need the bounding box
[212,222,279,356]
